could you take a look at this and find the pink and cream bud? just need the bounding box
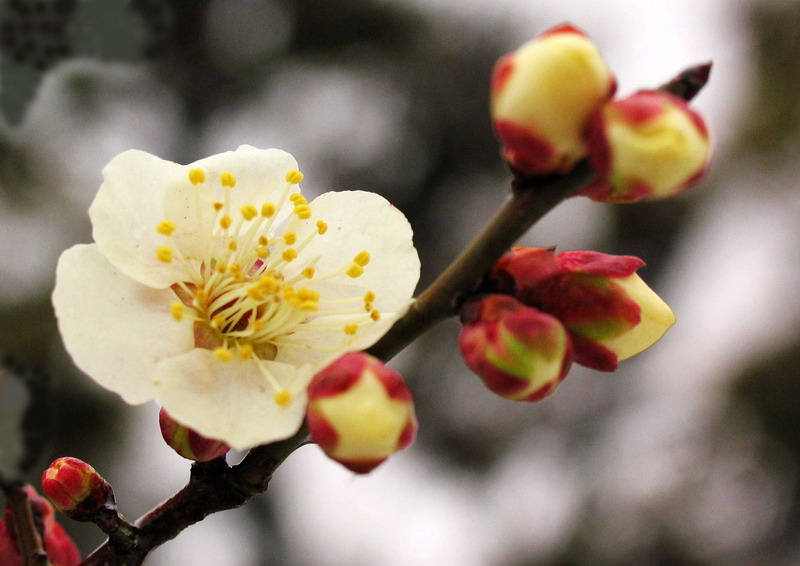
[540,251,675,370]
[582,90,710,202]
[41,457,114,522]
[1,486,80,566]
[159,409,231,462]
[306,353,417,474]
[489,246,563,304]
[490,24,616,175]
[459,294,572,401]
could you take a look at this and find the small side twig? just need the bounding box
[4,485,51,566]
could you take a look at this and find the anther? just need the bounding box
[214,347,232,361]
[344,324,359,335]
[283,232,297,245]
[157,220,176,236]
[285,170,304,184]
[261,203,276,217]
[238,344,254,360]
[241,205,258,221]
[364,291,376,303]
[170,302,185,321]
[220,215,232,229]
[302,267,315,279]
[220,171,237,187]
[188,168,206,185]
[228,241,238,251]
[214,202,224,212]
[370,309,381,321]
[283,249,298,262]
[256,247,270,258]
[316,220,328,235]
[156,246,173,263]
[294,204,312,220]
[346,264,364,278]
[258,235,269,246]
[274,390,293,406]
[354,251,371,266]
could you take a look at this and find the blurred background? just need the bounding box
[1,0,799,564]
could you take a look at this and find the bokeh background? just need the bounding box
[2,0,800,564]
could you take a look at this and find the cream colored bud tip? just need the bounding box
[274,390,292,406]
[285,170,304,184]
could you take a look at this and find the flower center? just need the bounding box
[154,166,382,405]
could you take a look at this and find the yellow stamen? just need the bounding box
[170,302,184,321]
[344,324,359,335]
[283,232,297,245]
[370,309,381,321]
[274,389,293,406]
[241,205,258,221]
[261,203,276,217]
[220,171,236,187]
[188,168,205,185]
[364,291,376,303]
[294,204,312,219]
[157,220,176,236]
[220,215,232,230]
[214,202,224,212]
[228,241,238,251]
[346,264,364,278]
[354,251,370,266]
[258,235,269,246]
[285,170,304,184]
[214,347,233,361]
[256,247,270,258]
[156,246,173,263]
[283,249,298,262]
[238,344,254,360]
[302,267,315,279]
[316,220,328,234]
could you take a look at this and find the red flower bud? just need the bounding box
[491,23,616,175]
[459,294,572,401]
[159,408,231,462]
[1,485,81,566]
[541,251,675,370]
[582,90,710,202]
[307,353,417,474]
[41,457,114,522]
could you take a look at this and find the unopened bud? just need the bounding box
[459,294,572,401]
[541,251,675,370]
[1,485,81,566]
[159,408,230,462]
[41,457,114,522]
[581,90,710,202]
[307,353,417,474]
[491,23,616,175]
[489,246,563,304]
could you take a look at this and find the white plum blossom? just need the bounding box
[52,145,420,449]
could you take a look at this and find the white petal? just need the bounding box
[90,149,185,288]
[274,190,420,366]
[154,350,311,450]
[188,145,300,221]
[52,244,195,404]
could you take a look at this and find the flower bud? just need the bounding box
[540,251,675,370]
[581,90,710,202]
[459,294,572,401]
[159,408,231,462]
[41,457,114,522]
[1,485,81,566]
[306,353,417,474]
[490,24,616,175]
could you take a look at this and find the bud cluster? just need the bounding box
[459,247,675,400]
[490,23,710,202]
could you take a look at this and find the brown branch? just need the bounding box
[4,486,51,566]
[76,62,711,565]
